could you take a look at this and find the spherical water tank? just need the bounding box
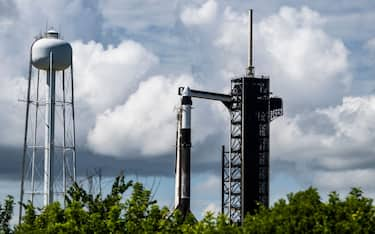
[31,30,72,70]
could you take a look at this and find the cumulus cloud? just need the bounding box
[214,7,247,55]
[273,96,375,163]
[202,202,220,215]
[88,75,197,157]
[271,95,375,193]
[258,7,348,79]
[259,7,350,112]
[87,74,227,158]
[180,0,218,26]
[214,6,351,113]
[72,40,159,112]
[85,5,355,169]
[320,96,375,145]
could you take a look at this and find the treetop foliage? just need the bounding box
[0,176,373,233]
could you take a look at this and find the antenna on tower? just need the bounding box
[247,9,254,77]
[45,20,48,35]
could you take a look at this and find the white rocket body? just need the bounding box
[175,87,192,216]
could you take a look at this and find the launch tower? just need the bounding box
[222,9,283,223]
[174,9,283,223]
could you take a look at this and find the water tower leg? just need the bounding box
[44,60,55,206]
[19,59,33,224]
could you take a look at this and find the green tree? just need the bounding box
[16,175,133,233]
[325,188,375,233]
[9,177,375,233]
[242,187,375,234]
[0,195,14,234]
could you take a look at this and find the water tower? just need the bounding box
[19,30,77,222]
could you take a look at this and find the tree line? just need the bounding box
[1,175,374,233]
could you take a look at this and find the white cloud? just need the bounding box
[214,7,247,54]
[180,0,218,26]
[258,6,347,80]
[272,95,375,193]
[213,6,351,113]
[86,5,356,166]
[72,40,159,112]
[273,96,375,160]
[87,75,198,157]
[202,202,220,216]
[320,96,375,145]
[258,7,350,112]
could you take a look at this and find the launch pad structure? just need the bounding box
[174,9,283,223]
[18,8,281,226]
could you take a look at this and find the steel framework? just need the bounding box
[19,33,77,223]
[222,77,283,223]
[222,79,243,222]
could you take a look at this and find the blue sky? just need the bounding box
[1,0,375,221]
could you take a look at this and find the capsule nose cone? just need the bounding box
[182,86,191,97]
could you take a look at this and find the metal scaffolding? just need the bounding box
[19,31,77,223]
[222,76,283,223]
[222,79,243,223]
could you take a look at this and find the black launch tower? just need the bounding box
[222,76,282,223]
[221,10,283,223]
